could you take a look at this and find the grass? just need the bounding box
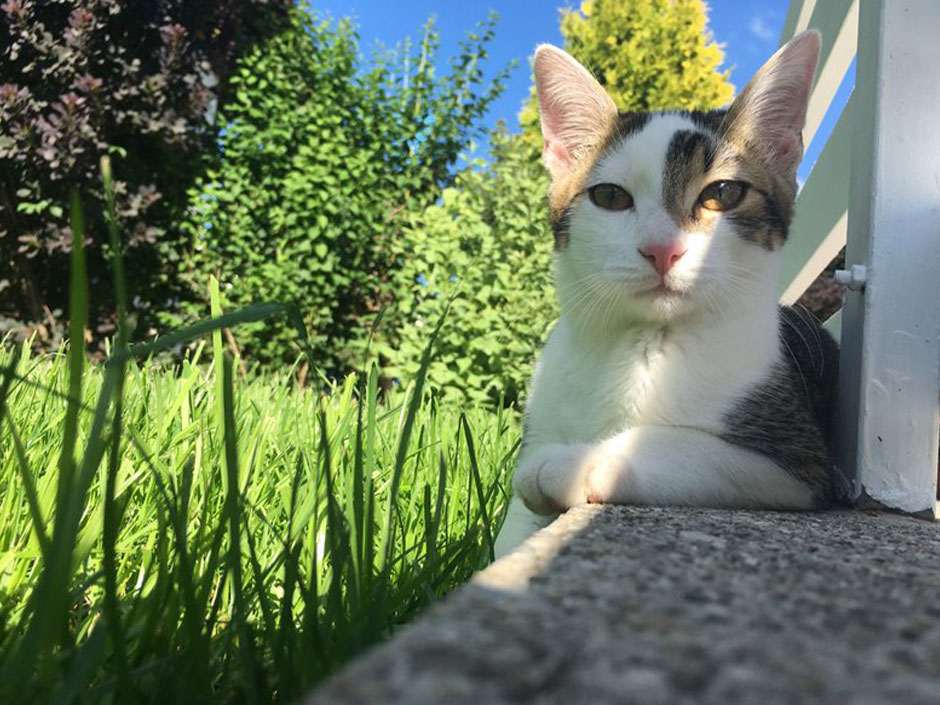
[0,162,517,704]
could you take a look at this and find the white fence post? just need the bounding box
[836,0,940,514]
[776,0,857,323]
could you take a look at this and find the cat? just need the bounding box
[495,30,839,557]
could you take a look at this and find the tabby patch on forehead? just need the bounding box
[662,129,715,225]
[657,121,793,251]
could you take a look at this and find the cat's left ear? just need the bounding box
[533,44,618,180]
[725,30,821,175]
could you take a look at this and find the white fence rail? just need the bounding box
[779,0,940,515]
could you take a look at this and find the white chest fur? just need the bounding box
[523,302,781,451]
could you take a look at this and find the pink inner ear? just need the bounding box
[536,70,576,174]
[542,136,571,171]
[730,30,820,172]
[776,132,802,166]
[533,44,617,179]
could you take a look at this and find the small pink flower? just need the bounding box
[75,75,103,93]
[68,8,93,30]
[0,83,18,102]
[1,1,24,18]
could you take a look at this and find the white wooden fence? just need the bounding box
[777,0,940,516]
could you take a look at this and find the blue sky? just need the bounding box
[314,0,852,182]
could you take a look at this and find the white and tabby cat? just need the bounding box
[496,30,839,556]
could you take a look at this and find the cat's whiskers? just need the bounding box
[598,279,626,331]
[558,271,609,306]
[780,308,824,372]
[585,281,623,330]
[558,273,616,321]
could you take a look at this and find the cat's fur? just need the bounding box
[495,31,839,556]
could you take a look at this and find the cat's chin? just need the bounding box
[625,294,694,323]
[565,290,698,332]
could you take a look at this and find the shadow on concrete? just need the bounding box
[305,505,940,705]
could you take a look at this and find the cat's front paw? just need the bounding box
[584,439,634,505]
[513,443,595,515]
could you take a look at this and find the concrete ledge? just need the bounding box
[305,506,940,704]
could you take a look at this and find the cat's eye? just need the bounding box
[698,180,748,211]
[588,183,634,211]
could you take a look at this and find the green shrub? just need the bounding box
[175,7,510,375]
[382,131,557,407]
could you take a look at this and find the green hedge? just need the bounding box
[174,9,510,376]
[382,132,557,406]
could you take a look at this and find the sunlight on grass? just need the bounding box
[0,162,517,704]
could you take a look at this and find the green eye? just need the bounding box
[698,180,748,211]
[588,183,634,211]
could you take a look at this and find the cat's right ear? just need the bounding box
[723,30,821,176]
[534,45,618,180]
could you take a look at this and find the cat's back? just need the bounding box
[718,305,839,504]
[776,304,839,447]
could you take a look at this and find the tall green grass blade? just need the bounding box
[58,190,88,482]
[1,402,51,557]
[347,372,367,616]
[209,277,226,493]
[243,519,277,655]
[109,302,290,367]
[376,301,451,578]
[362,362,379,600]
[461,413,495,562]
[9,191,90,688]
[99,154,133,697]
[220,356,264,700]
[319,407,350,664]
[275,454,306,697]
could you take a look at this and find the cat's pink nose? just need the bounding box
[638,242,687,277]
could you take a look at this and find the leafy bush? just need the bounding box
[176,8,510,376]
[383,131,557,407]
[0,0,291,344]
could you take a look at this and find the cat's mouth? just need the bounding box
[636,282,684,298]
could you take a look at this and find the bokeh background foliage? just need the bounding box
[2,0,733,405]
[518,0,733,150]
[385,131,556,406]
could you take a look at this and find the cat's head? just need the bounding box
[534,31,820,328]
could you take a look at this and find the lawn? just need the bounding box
[0,188,516,704]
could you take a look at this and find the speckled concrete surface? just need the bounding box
[305,506,940,704]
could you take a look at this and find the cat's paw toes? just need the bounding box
[514,443,594,515]
[584,452,633,505]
